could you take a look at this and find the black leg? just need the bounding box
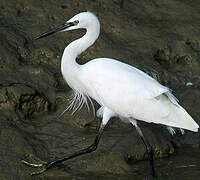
[22,123,106,175]
[135,124,156,177]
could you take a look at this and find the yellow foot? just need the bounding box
[21,160,44,167]
[22,160,48,176]
[30,167,47,176]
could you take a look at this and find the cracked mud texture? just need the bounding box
[0,0,200,179]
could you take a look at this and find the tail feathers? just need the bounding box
[167,104,199,132]
[164,91,199,132]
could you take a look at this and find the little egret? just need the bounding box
[23,12,199,176]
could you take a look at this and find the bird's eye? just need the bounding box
[73,20,79,25]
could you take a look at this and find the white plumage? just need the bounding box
[60,12,199,132]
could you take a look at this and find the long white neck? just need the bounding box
[61,20,100,90]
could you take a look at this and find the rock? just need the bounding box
[174,55,197,65]
[154,49,171,66]
[0,84,50,118]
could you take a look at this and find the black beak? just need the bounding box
[35,22,75,40]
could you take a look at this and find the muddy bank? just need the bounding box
[0,0,200,179]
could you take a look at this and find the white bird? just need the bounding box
[23,12,199,176]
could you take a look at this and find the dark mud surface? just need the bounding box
[0,0,200,179]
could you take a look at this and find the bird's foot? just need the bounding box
[22,159,49,175]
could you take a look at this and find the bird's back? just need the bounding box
[81,58,168,101]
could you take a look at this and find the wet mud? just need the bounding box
[0,0,200,179]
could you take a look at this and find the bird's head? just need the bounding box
[35,12,100,40]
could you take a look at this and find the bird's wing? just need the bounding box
[81,58,170,100]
